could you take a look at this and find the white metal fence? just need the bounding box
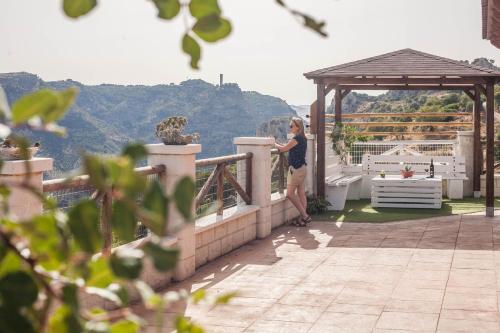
[348,140,457,164]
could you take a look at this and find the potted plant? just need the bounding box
[401,165,414,178]
[155,116,200,145]
[329,123,369,165]
[0,138,40,160]
[380,170,386,178]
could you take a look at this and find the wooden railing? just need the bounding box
[42,164,166,255]
[271,149,288,194]
[195,152,252,216]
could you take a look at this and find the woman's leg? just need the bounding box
[297,181,307,213]
[286,185,308,218]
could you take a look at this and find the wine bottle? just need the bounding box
[430,158,434,178]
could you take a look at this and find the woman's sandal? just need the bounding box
[302,215,312,224]
[292,218,307,227]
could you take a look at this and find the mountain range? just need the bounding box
[0,73,297,172]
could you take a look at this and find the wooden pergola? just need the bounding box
[304,48,500,216]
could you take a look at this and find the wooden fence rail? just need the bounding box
[42,164,166,255]
[195,152,253,215]
[271,149,288,194]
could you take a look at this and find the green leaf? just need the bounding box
[110,319,139,333]
[84,321,110,333]
[121,143,147,163]
[142,181,168,236]
[135,280,162,309]
[48,305,83,333]
[192,14,231,43]
[63,0,97,18]
[62,283,79,311]
[110,249,143,280]
[86,257,114,288]
[152,0,180,19]
[111,200,137,243]
[189,0,221,18]
[0,306,36,333]
[11,88,76,125]
[191,289,206,304]
[182,34,201,70]
[214,291,237,304]
[175,316,204,333]
[83,155,108,191]
[0,237,7,264]
[173,176,196,221]
[143,242,179,271]
[0,251,21,278]
[0,271,38,308]
[68,200,102,254]
[108,283,129,306]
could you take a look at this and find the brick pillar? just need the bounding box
[234,137,274,238]
[146,144,201,281]
[0,158,53,220]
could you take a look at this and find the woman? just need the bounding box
[274,117,311,226]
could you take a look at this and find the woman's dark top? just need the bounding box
[288,135,307,169]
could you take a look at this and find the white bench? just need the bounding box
[325,149,363,210]
[361,154,467,199]
[325,174,362,211]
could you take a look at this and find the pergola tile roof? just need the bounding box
[304,48,500,78]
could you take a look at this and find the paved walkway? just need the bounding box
[140,214,500,333]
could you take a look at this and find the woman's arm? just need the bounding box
[275,139,298,153]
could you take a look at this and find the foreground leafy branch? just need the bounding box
[0,86,235,333]
[61,0,327,69]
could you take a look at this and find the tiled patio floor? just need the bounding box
[139,214,500,333]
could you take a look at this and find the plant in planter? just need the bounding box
[380,170,386,178]
[155,116,200,145]
[401,165,414,178]
[306,195,331,215]
[329,123,369,165]
[0,137,40,160]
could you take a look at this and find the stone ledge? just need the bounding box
[146,143,201,155]
[0,157,53,175]
[234,137,275,146]
[195,204,259,234]
[271,192,287,204]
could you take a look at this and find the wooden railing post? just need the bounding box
[101,189,113,257]
[216,164,225,216]
[245,155,252,201]
[278,153,285,194]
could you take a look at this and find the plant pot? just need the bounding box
[0,146,39,160]
[401,170,414,178]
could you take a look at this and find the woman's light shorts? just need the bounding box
[287,165,306,187]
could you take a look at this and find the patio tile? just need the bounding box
[262,304,325,323]
[442,292,498,311]
[391,286,444,302]
[375,311,439,331]
[440,309,500,322]
[278,291,336,307]
[447,269,496,288]
[244,320,312,333]
[309,312,379,333]
[325,302,384,315]
[452,257,495,270]
[436,318,500,333]
[384,299,442,313]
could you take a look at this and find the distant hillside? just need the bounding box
[0,73,297,171]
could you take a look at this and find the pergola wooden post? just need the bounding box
[486,80,496,216]
[316,82,326,197]
[305,49,500,215]
[473,85,483,198]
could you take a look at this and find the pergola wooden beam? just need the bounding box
[325,131,459,137]
[321,77,488,85]
[316,83,326,197]
[325,112,471,119]
[325,122,473,128]
[486,80,495,216]
[337,85,475,91]
[473,84,483,197]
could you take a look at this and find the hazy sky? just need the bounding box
[1,0,499,105]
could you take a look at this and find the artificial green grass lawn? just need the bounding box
[315,198,500,223]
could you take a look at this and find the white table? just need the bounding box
[371,175,442,209]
